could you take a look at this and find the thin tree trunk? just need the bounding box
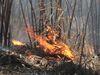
[0,0,13,46]
[29,0,37,30]
[50,0,53,25]
[4,0,13,46]
[19,0,32,48]
[79,0,93,65]
[67,0,77,39]
[39,0,45,34]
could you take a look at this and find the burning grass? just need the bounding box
[12,40,26,46]
[25,26,78,61]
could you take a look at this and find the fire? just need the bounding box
[12,39,25,46]
[26,26,77,60]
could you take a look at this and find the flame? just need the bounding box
[26,26,77,60]
[12,40,25,46]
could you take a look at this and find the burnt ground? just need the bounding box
[0,46,100,75]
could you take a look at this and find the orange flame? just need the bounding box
[12,40,25,46]
[26,26,77,60]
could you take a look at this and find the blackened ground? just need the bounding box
[0,49,99,75]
